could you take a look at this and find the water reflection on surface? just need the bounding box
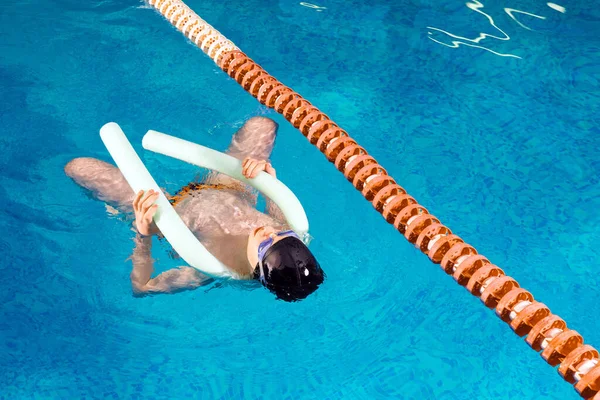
[427,0,567,59]
[299,2,327,12]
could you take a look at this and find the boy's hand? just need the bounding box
[242,158,276,179]
[133,189,159,236]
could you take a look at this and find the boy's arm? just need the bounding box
[265,198,287,225]
[130,232,209,296]
[241,158,289,226]
[129,189,210,295]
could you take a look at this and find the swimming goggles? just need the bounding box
[257,230,299,262]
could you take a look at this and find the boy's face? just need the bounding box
[246,225,280,268]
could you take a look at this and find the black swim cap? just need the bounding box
[254,236,324,302]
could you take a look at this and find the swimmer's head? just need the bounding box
[247,226,324,302]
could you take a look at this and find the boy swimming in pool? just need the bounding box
[65,117,324,302]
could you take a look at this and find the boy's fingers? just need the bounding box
[243,160,257,178]
[144,205,158,222]
[243,158,255,170]
[246,163,257,178]
[133,190,145,210]
[140,189,154,203]
[248,162,265,178]
[139,190,152,206]
[135,190,155,213]
[141,191,159,211]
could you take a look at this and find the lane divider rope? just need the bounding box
[146,0,599,397]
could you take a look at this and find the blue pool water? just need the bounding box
[1,0,599,398]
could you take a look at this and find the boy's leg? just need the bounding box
[64,157,135,212]
[226,116,278,161]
